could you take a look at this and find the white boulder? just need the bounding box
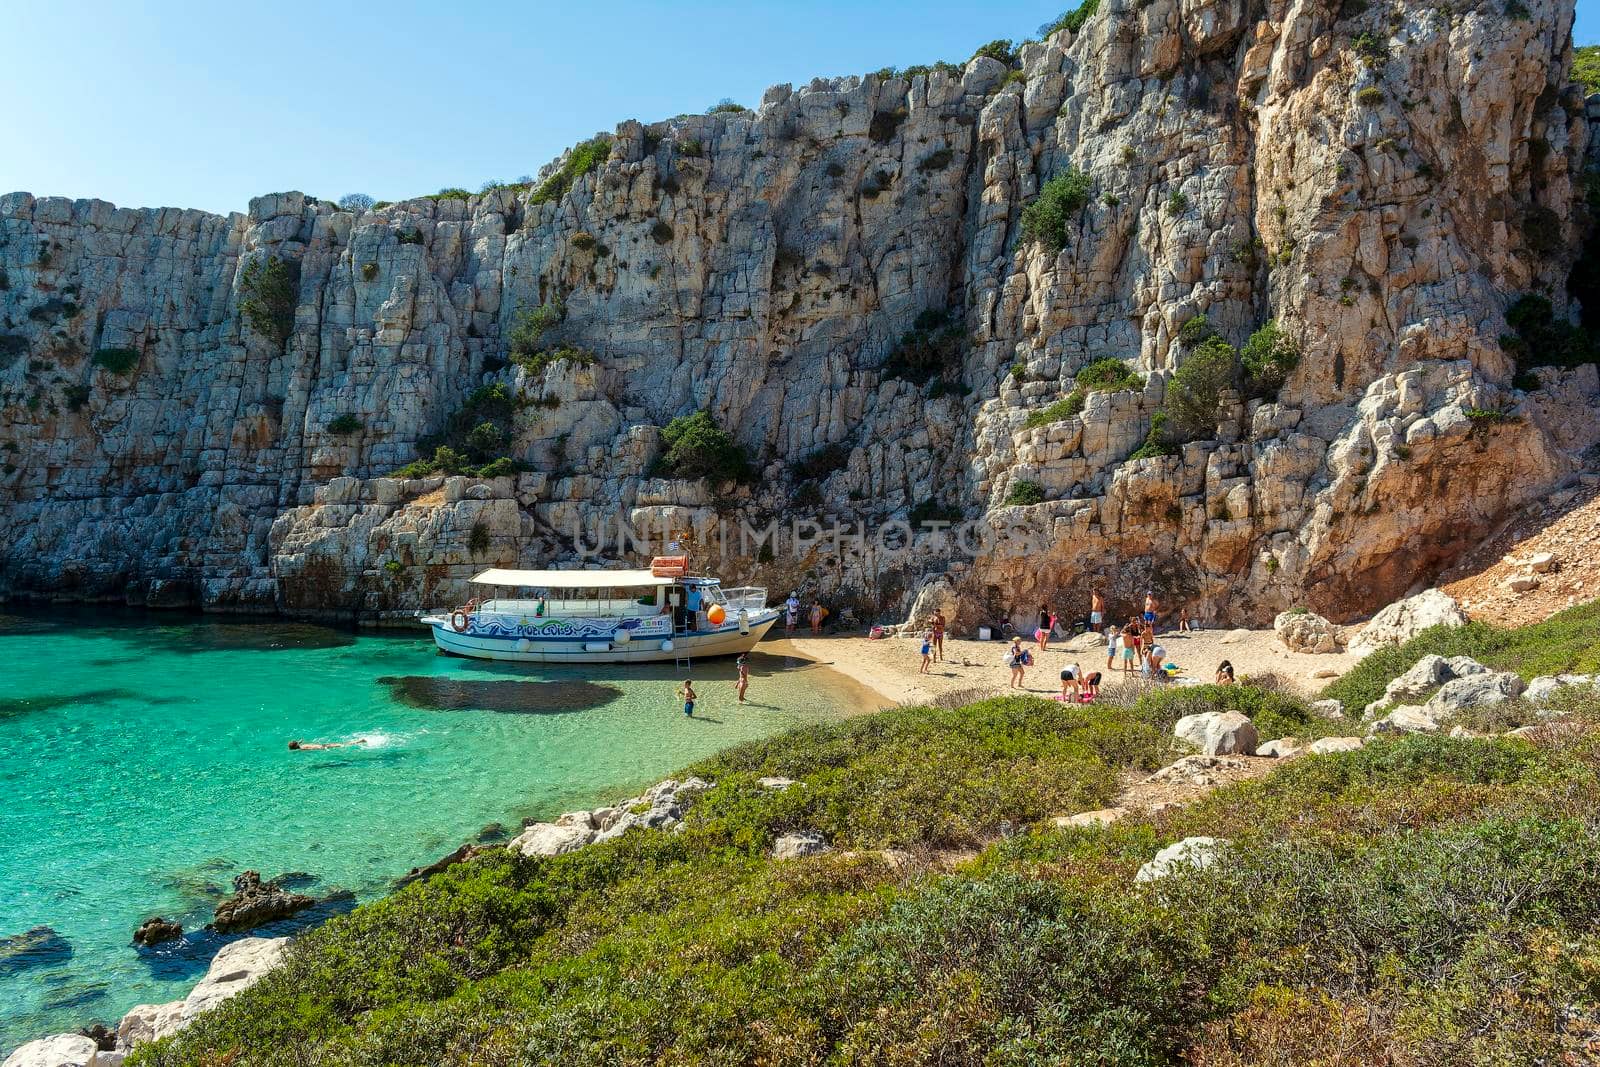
[1,1035,98,1067]
[1257,738,1301,758]
[1052,807,1128,828]
[181,937,290,1022]
[1308,736,1366,754]
[508,822,596,857]
[1529,552,1558,573]
[1424,671,1526,714]
[1524,674,1594,704]
[1135,837,1225,882]
[1368,705,1447,735]
[1349,589,1468,656]
[772,831,831,859]
[1310,698,1345,719]
[1173,711,1259,756]
[116,1001,185,1048]
[1274,610,1340,653]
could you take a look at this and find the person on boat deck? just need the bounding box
[679,680,697,717]
[686,586,703,629]
[289,739,367,751]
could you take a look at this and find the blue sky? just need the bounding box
[3,0,1597,216]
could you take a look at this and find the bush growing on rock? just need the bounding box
[326,414,363,434]
[1499,293,1599,373]
[1240,319,1299,396]
[653,411,753,483]
[971,38,1017,66]
[336,193,374,212]
[238,254,300,348]
[1040,0,1099,36]
[1004,479,1045,505]
[531,136,612,204]
[1129,409,1177,459]
[92,347,140,374]
[882,307,965,384]
[1020,168,1094,253]
[1167,335,1239,440]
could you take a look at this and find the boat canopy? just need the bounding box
[469,568,675,589]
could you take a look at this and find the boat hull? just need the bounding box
[423,611,781,663]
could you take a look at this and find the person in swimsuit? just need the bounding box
[1177,606,1191,633]
[1006,638,1027,689]
[1215,660,1235,685]
[919,632,932,674]
[734,656,750,703]
[288,739,367,751]
[679,680,697,716]
[1037,603,1052,652]
[1121,630,1137,673]
[1090,589,1105,632]
[930,610,947,662]
[785,593,800,636]
[1144,591,1159,632]
[810,600,824,634]
[1105,624,1119,673]
[1083,671,1101,700]
[1149,643,1167,677]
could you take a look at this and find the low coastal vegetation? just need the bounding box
[130,663,1600,1065]
[392,383,523,479]
[1324,598,1600,712]
[530,137,613,205]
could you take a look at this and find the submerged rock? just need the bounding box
[211,871,314,933]
[132,917,183,946]
[0,925,72,973]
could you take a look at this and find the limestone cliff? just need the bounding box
[1,0,1595,628]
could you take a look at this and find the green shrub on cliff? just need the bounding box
[881,307,965,384]
[1040,0,1099,37]
[238,254,300,347]
[395,383,524,479]
[1576,45,1600,94]
[1020,167,1094,253]
[92,347,140,374]
[1240,319,1299,396]
[652,410,753,483]
[530,136,613,205]
[1167,335,1239,440]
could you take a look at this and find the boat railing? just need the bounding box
[721,587,769,614]
[483,597,659,618]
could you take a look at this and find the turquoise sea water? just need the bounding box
[0,610,873,1052]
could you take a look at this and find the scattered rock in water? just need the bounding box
[0,1032,98,1067]
[1173,711,1259,756]
[473,822,508,843]
[396,843,490,888]
[0,925,72,973]
[211,871,314,933]
[1135,837,1225,882]
[378,676,622,714]
[772,831,831,860]
[272,871,318,890]
[132,917,183,947]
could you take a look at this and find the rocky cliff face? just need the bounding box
[1,0,1595,628]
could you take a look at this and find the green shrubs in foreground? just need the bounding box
[133,689,1600,1066]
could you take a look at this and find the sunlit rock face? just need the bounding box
[0,0,1595,627]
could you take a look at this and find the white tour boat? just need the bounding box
[420,561,780,664]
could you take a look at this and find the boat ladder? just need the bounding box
[673,621,693,670]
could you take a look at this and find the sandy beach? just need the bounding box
[768,625,1359,707]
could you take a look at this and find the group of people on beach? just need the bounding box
[783,592,828,636]
[995,589,1200,696]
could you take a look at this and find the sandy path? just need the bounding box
[769,625,1358,706]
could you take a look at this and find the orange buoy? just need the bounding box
[706,604,727,626]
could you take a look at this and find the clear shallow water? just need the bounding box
[0,609,870,1051]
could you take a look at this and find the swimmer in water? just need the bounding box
[288,739,368,751]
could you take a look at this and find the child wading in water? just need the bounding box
[919,631,933,674]
[734,656,749,703]
[678,680,697,717]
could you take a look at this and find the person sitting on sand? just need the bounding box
[1005,637,1028,689]
[288,739,367,751]
[1216,660,1235,685]
[1177,606,1191,633]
